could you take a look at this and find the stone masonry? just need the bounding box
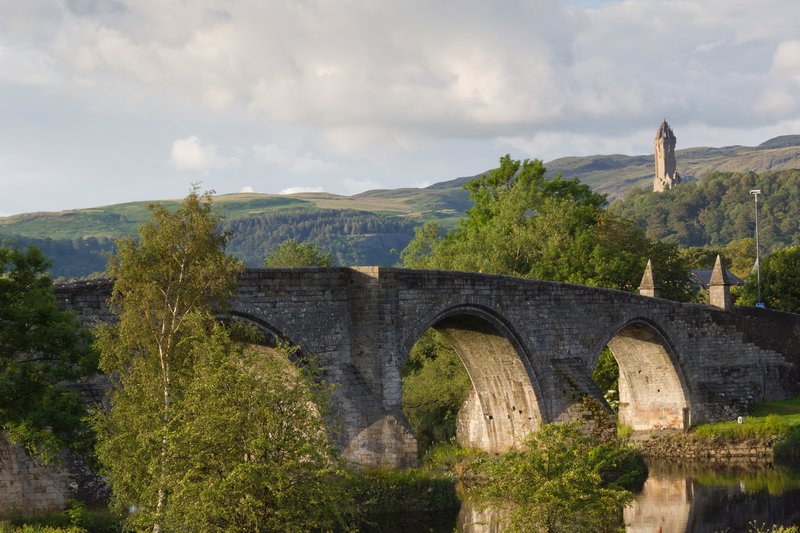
[0,432,70,513]
[654,119,682,192]
[51,267,800,468]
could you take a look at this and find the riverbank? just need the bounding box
[631,430,778,463]
[630,395,800,464]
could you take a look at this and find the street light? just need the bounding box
[750,189,764,308]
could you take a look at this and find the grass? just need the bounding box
[345,467,460,515]
[691,396,800,458]
[0,501,121,533]
[422,442,487,473]
[0,187,471,241]
[617,424,633,440]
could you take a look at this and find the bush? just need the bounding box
[0,502,120,533]
[346,468,459,516]
[469,423,643,532]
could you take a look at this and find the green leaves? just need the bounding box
[402,330,471,455]
[470,423,644,532]
[400,154,694,301]
[95,189,243,529]
[94,188,352,531]
[738,244,800,313]
[263,237,333,267]
[166,338,351,532]
[0,245,96,462]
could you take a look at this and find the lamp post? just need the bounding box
[750,189,763,308]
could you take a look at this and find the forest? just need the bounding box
[611,169,800,251]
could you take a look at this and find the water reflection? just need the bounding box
[6,459,799,530]
[626,461,800,533]
[456,461,800,532]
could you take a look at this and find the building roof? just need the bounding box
[690,268,745,290]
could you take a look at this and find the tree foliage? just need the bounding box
[161,338,351,532]
[225,209,416,267]
[401,154,694,301]
[0,245,95,463]
[470,423,643,532]
[264,238,333,267]
[738,245,800,313]
[95,189,353,531]
[0,234,113,279]
[402,330,472,455]
[680,238,756,279]
[94,189,242,530]
[592,348,619,412]
[611,169,800,250]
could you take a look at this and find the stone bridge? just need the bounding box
[55,267,800,468]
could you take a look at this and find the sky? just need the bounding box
[2,0,800,216]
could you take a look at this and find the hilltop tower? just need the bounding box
[654,119,681,192]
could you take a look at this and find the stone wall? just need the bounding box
[633,431,776,463]
[0,432,69,514]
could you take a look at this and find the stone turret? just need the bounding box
[654,120,681,192]
[709,255,732,310]
[638,259,660,298]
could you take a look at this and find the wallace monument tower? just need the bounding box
[653,119,681,192]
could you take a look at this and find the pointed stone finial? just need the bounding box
[638,259,660,298]
[709,254,731,310]
[709,254,730,286]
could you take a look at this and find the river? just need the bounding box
[368,460,800,532]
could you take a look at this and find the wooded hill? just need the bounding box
[610,168,800,251]
[0,187,473,278]
[1,135,799,278]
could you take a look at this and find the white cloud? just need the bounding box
[773,40,800,81]
[253,144,332,173]
[278,186,324,195]
[169,136,238,172]
[240,185,254,193]
[6,0,800,215]
[10,0,800,143]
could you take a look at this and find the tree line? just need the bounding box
[611,169,800,250]
[0,234,113,279]
[223,209,417,267]
[1,209,419,279]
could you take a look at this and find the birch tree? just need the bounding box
[94,189,241,531]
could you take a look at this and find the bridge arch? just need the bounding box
[226,310,291,344]
[592,318,691,431]
[402,304,546,454]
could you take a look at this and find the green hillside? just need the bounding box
[2,134,799,278]
[610,168,800,250]
[0,181,474,277]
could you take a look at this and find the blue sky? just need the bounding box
[1,0,800,215]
